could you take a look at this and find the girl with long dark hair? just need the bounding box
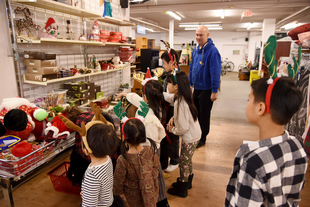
[165,71,201,198]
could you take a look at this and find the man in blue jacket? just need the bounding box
[189,25,221,148]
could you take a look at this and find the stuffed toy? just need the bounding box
[39,17,59,39]
[100,0,112,17]
[0,98,48,141]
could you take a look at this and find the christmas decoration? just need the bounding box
[39,17,59,39]
[14,7,40,37]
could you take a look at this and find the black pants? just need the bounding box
[193,89,213,143]
[160,105,179,170]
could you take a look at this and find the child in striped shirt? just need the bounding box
[81,124,119,207]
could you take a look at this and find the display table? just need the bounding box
[0,133,76,207]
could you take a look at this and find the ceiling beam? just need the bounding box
[129,17,170,32]
[130,1,310,14]
[276,6,310,28]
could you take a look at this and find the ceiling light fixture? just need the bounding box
[179,24,221,27]
[247,22,254,30]
[129,0,144,2]
[184,27,223,30]
[221,9,225,19]
[175,11,185,19]
[281,23,303,30]
[165,11,181,21]
[145,27,154,32]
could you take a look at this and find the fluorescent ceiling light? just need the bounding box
[165,11,181,21]
[247,23,254,30]
[175,11,185,19]
[221,9,225,19]
[145,27,154,32]
[281,23,303,30]
[185,27,223,30]
[130,0,144,2]
[179,24,221,27]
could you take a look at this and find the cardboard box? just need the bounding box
[94,85,101,94]
[64,82,87,92]
[25,73,58,82]
[79,98,90,106]
[86,82,95,92]
[24,59,57,67]
[96,91,104,99]
[24,52,56,60]
[27,66,59,75]
[88,94,96,100]
[67,90,91,99]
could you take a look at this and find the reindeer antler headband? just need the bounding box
[59,102,114,153]
[161,40,178,83]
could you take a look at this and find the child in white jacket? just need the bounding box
[165,71,201,198]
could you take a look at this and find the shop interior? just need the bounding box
[0,0,310,206]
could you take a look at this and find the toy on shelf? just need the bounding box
[89,20,100,42]
[39,17,59,39]
[0,98,48,141]
[14,7,41,37]
[66,20,74,40]
[100,0,113,17]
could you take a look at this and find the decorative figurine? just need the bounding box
[39,17,59,39]
[14,7,41,37]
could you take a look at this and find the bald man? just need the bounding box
[188,25,221,148]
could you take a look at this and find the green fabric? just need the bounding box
[113,101,126,120]
[137,101,149,118]
[264,36,277,79]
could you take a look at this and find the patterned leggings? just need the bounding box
[179,140,198,182]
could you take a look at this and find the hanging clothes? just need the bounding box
[286,62,310,142]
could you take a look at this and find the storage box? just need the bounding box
[96,91,104,99]
[24,52,56,60]
[48,162,81,195]
[239,73,249,81]
[86,82,95,91]
[24,59,57,67]
[64,82,87,92]
[94,85,101,93]
[25,73,58,82]
[79,98,90,105]
[67,90,91,99]
[27,66,59,75]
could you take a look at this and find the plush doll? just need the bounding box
[0,98,48,141]
[39,17,59,39]
[100,0,112,17]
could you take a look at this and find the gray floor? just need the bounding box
[212,72,251,123]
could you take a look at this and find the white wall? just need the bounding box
[136,30,255,67]
[248,32,262,62]
[0,1,19,102]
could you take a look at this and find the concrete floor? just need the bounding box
[1,72,310,207]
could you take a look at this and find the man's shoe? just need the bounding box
[164,164,179,173]
[196,141,205,148]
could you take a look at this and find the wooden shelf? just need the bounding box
[17,37,135,47]
[79,97,106,107]
[92,16,135,26]
[23,67,125,85]
[106,42,135,47]
[13,0,100,18]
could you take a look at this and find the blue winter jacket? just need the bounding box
[188,38,221,93]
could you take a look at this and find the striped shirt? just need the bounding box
[82,156,114,207]
[225,131,308,207]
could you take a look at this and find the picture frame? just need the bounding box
[181,54,189,65]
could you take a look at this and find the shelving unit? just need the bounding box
[23,66,126,86]
[136,37,148,56]
[12,0,100,18]
[17,38,136,47]
[12,0,135,27]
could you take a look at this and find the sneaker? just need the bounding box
[196,141,206,149]
[164,164,179,173]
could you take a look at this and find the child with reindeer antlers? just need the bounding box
[59,103,119,207]
[114,73,170,207]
